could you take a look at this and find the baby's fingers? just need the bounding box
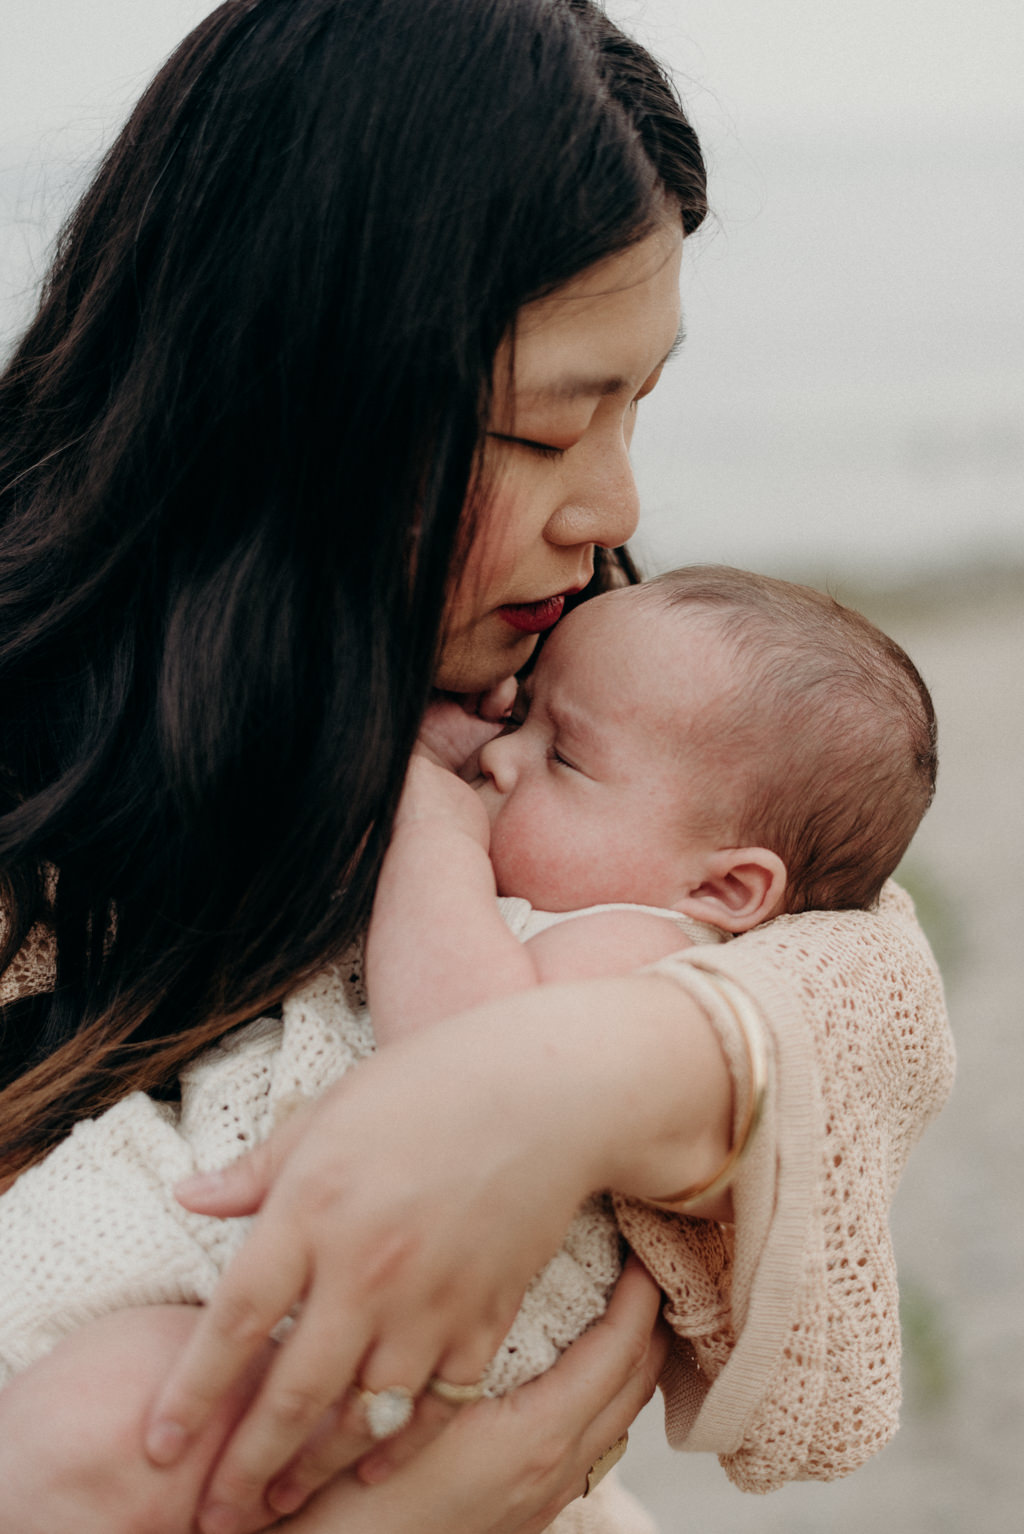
[477,675,518,721]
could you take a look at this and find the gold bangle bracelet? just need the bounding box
[649,970,769,1209]
[583,1433,629,1497]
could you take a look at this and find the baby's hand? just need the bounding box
[392,754,490,851]
[417,679,517,774]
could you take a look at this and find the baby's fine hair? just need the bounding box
[646,567,938,913]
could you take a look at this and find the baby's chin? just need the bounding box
[491,866,576,914]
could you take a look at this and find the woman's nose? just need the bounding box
[545,432,640,550]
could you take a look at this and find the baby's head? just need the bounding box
[476,566,936,928]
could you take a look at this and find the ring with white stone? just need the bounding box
[426,1374,487,1406]
[358,1384,416,1440]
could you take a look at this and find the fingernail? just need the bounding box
[199,1504,241,1534]
[358,1456,393,1485]
[174,1169,223,1198]
[146,1418,188,1464]
[268,1478,307,1515]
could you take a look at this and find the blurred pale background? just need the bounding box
[2,3,1022,1529]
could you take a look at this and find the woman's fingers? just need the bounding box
[173,1110,313,1220]
[565,1279,669,1499]
[192,1281,499,1532]
[145,1223,311,1465]
[264,1324,498,1516]
[191,1296,383,1534]
[264,1394,380,1517]
[354,1369,485,1485]
[273,1391,458,1513]
[353,1260,663,1524]
[261,1261,665,1534]
[537,1254,665,1431]
[492,1255,666,1530]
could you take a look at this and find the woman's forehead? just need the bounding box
[504,224,684,400]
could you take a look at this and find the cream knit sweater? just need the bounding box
[0,884,954,1526]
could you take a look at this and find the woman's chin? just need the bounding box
[435,625,538,694]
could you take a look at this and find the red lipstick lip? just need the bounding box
[497,593,568,634]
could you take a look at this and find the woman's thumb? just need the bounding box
[173,1097,312,1214]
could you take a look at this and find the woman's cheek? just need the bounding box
[459,480,528,604]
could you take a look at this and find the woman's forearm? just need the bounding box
[465,971,733,1205]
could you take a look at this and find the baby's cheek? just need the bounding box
[489,807,588,911]
[487,812,528,899]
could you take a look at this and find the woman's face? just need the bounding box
[436,220,684,693]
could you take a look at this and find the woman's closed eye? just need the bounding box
[486,431,566,460]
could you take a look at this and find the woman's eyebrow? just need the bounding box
[522,320,687,403]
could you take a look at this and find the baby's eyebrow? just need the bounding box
[546,694,595,746]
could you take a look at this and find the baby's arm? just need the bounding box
[365,755,692,1042]
[366,755,538,1036]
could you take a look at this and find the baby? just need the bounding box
[368,563,937,1041]
[0,566,937,1460]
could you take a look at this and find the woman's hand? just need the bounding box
[147,1002,611,1534]
[146,975,726,1534]
[273,1256,669,1534]
[0,1262,664,1534]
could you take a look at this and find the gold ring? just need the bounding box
[426,1374,487,1406]
[358,1385,416,1440]
[583,1432,628,1497]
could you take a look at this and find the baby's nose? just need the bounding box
[477,731,516,792]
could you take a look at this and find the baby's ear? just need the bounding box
[673,848,788,934]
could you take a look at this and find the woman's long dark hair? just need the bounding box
[0,0,706,1170]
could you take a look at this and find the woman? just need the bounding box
[0,3,953,1532]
